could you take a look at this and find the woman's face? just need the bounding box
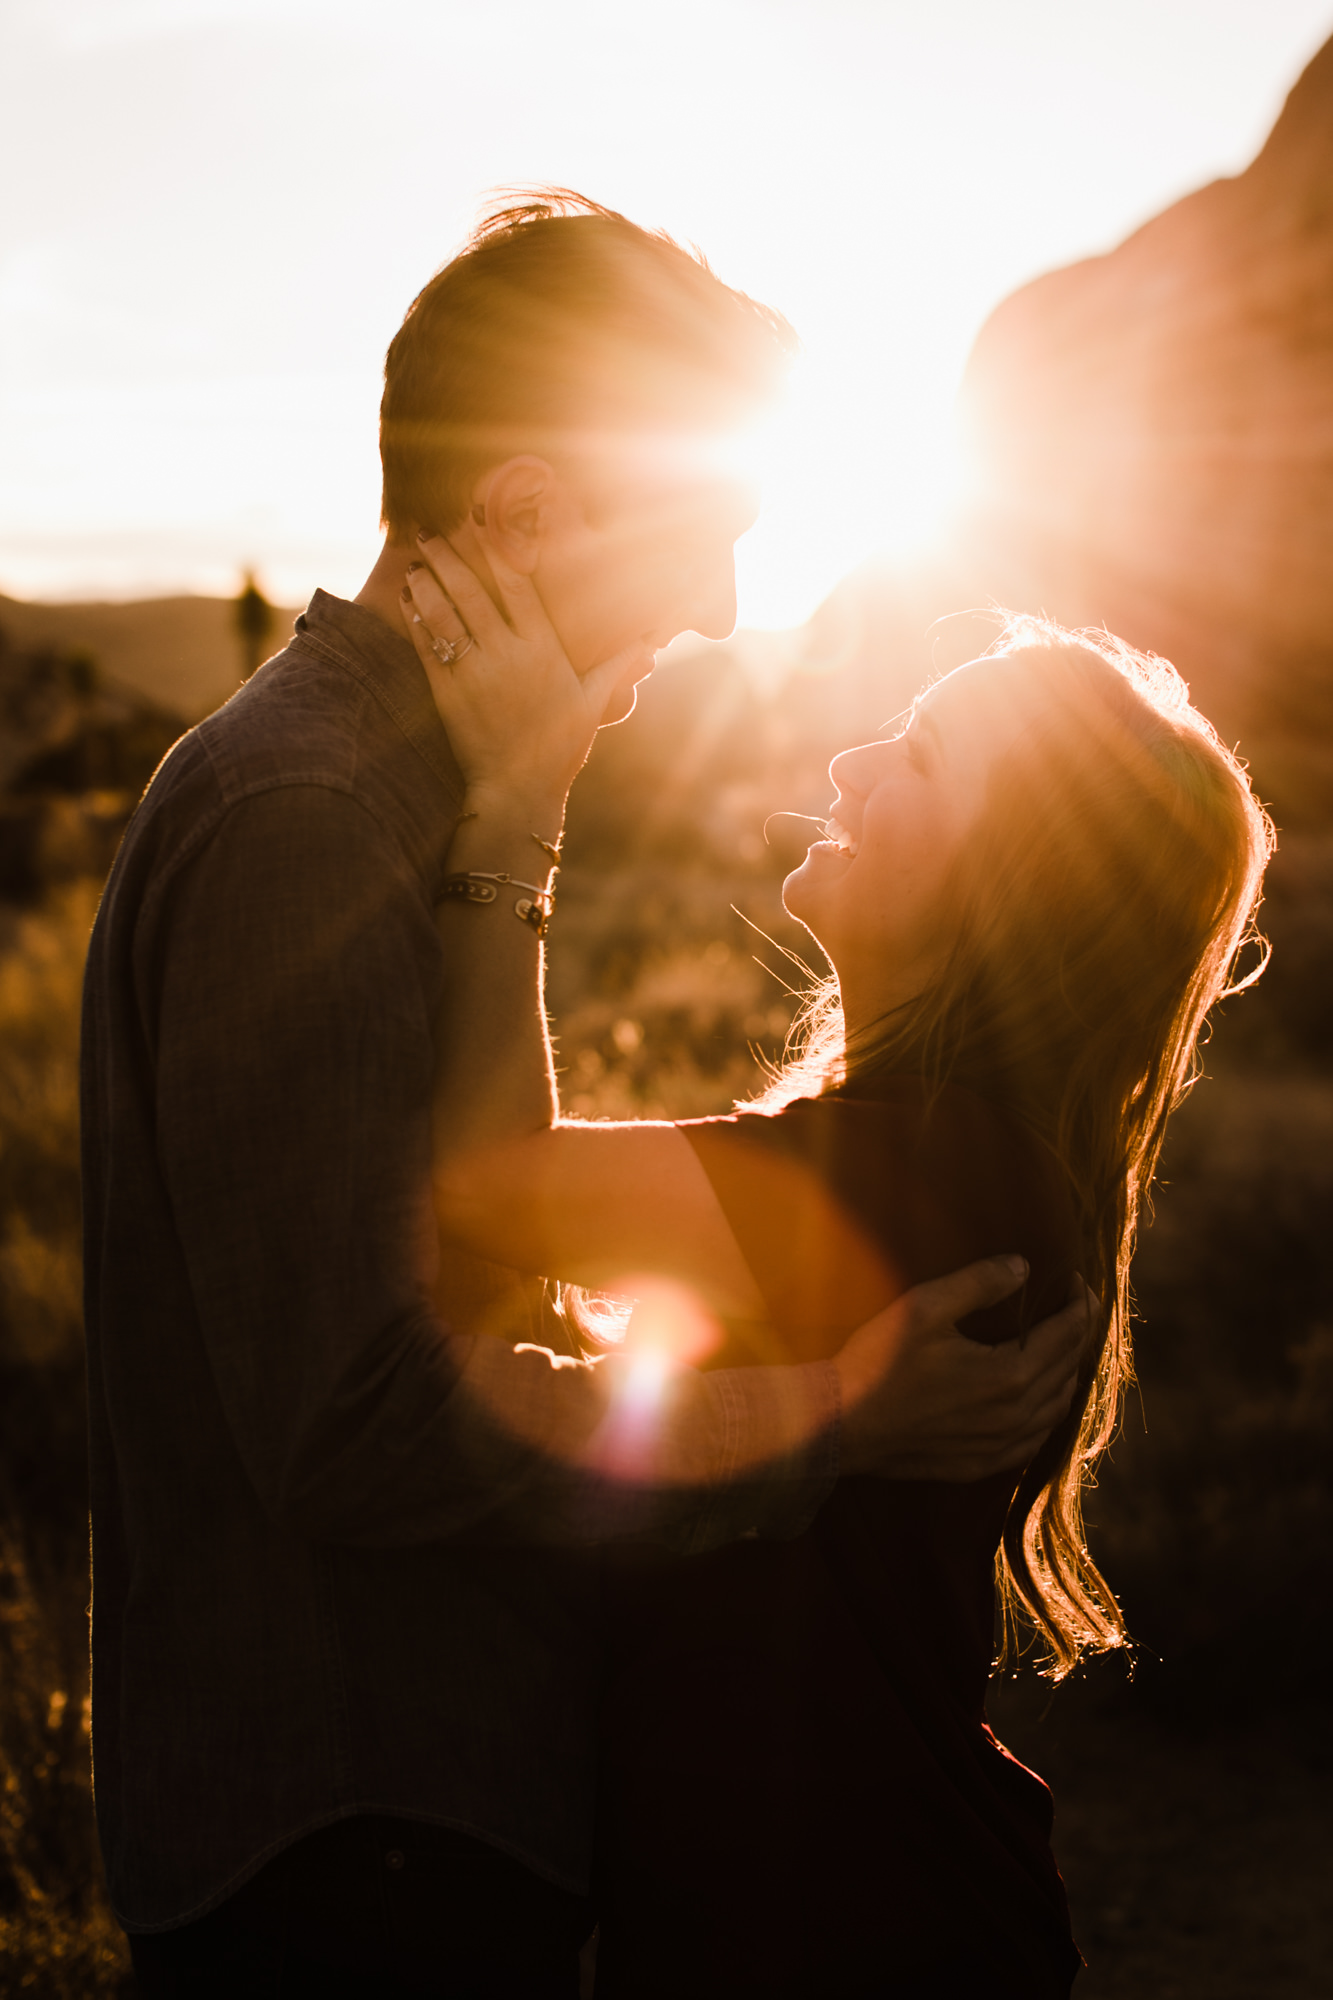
[783,659,1026,1023]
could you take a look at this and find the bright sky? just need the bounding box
[2,0,1330,629]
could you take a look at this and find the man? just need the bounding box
[82,192,1086,1995]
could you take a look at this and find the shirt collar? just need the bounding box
[296,588,462,800]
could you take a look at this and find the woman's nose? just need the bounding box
[828,740,892,800]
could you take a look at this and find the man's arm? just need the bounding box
[834,1270,1093,1480]
[152,785,1085,1556]
[150,782,843,1550]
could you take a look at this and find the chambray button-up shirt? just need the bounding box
[80,590,839,1931]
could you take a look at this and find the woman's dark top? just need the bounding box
[593,1083,1084,2000]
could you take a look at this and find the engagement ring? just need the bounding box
[429,633,475,665]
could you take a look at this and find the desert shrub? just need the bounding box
[551,658,827,1121]
[0,879,132,1994]
[0,1522,131,1996]
[547,858,805,1121]
[0,884,91,1364]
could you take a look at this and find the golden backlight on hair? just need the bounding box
[379,189,796,541]
[773,614,1275,1674]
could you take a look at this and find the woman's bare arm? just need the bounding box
[431,798,766,1315]
[436,1120,768,1317]
[403,532,1092,1481]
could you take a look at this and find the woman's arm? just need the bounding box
[433,802,767,1316]
[436,1121,768,1318]
[402,536,1092,1479]
[403,535,767,1319]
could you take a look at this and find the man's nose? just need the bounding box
[680,557,738,644]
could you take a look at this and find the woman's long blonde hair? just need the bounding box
[770,617,1274,1676]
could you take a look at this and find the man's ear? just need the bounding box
[470,457,560,574]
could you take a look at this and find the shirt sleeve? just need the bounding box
[148,784,838,1552]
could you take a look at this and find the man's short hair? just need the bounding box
[379,189,797,538]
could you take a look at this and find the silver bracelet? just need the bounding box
[437,870,554,938]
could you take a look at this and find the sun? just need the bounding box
[728,350,970,633]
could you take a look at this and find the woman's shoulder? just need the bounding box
[693,1079,1059,1186]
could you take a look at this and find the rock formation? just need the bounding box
[954,34,1333,821]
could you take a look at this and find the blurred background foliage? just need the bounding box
[0,634,183,1992]
[1,593,1330,1994]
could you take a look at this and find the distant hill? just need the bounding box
[0,592,302,723]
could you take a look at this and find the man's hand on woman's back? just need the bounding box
[836,1259,1096,1481]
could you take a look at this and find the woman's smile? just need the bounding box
[801,831,859,868]
[822,813,860,856]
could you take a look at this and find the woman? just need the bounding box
[404,544,1272,1997]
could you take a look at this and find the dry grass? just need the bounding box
[0,880,133,1995]
[0,884,92,1368]
[0,1523,133,1996]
